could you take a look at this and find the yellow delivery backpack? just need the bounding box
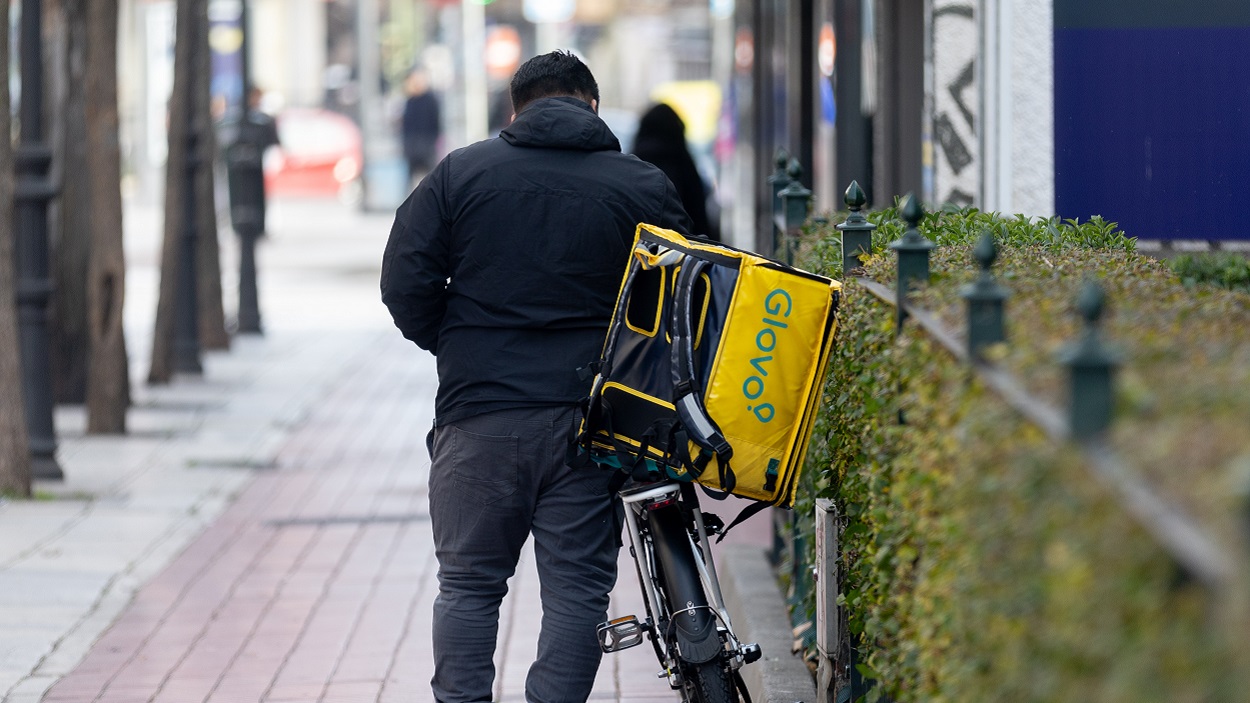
[574,224,841,520]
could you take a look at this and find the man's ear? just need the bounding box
[591,99,599,114]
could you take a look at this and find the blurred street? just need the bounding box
[0,195,771,702]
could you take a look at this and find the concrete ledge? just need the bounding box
[720,544,816,703]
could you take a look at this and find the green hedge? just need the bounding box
[1169,252,1250,293]
[792,207,1250,702]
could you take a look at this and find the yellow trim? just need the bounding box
[693,271,711,349]
[602,381,675,410]
[624,266,666,338]
[664,267,711,349]
[591,382,675,461]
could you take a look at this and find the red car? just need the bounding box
[264,107,363,202]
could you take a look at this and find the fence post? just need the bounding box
[836,181,875,276]
[815,499,839,703]
[960,230,1008,360]
[888,194,934,325]
[1059,280,1119,439]
[768,148,791,220]
[777,160,812,265]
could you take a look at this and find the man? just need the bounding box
[380,51,691,703]
[400,67,441,186]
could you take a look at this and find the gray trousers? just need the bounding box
[427,406,619,703]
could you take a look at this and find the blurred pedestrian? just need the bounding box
[381,50,691,703]
[221,86,281,236]
[632,102,718,241]
[400,67,441,187]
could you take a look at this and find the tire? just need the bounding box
[689,659,736,703]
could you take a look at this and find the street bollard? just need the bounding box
[14,0,63,479]
[223,136,264,335]
[221,110,273,334]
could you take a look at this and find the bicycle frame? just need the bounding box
[609,480,759,691]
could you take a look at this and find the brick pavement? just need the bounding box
[5,195,777,703]
[40,330,683,703]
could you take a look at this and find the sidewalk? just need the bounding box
[0,196,804,703]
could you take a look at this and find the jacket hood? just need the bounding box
[500,97,622,152]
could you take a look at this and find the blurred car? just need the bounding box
[263,107,363,202]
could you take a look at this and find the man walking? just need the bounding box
[380,51,691,703]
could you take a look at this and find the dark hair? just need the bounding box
[509,50,599,114]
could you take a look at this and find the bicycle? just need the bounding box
[596,478,762,702]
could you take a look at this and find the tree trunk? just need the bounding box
[47,0,90,404]
[0,5,33,497]
[84,0,129,433]
[148,0,193,384]
[194,8,229,352]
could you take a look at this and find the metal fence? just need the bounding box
[765,160,1245,701]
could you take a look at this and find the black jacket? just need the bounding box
[381,97,692,425]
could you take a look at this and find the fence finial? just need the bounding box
[775,161,815,265]
[960,230,1008,359]
[1059,279,1120,440]
[779,160,812,233]
[836,181,876,276]
[889,194,935,309]
[768,148,791,218]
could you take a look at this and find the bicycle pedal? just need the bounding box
[741,642,762,664]
[596,615,645,653]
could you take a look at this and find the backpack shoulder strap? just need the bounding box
[669,257,736,494]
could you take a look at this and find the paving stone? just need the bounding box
[0,197,803,702]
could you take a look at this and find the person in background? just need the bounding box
[632,102,719,241]
[220,86,281,236]
[400,67,442,187]
[380,51,691,703]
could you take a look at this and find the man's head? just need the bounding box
[509,50,599,116]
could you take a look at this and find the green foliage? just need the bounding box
[1169,252,1250,293]
[789,207,1250,702]
[804,205,1137,281]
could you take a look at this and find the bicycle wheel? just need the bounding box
[688,659,736,703]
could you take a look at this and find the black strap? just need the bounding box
[715,501,773,543]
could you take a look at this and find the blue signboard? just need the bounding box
[208,0,245,114]
[1054,0,1250,240]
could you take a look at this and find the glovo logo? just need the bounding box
[743,288,791,423]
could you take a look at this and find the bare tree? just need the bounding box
[0,6,33,496]
[83,0,129,432]
[145,0,191,383]
[149,0,227,382]
[47,0,91,404]
[194,8,229,352]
